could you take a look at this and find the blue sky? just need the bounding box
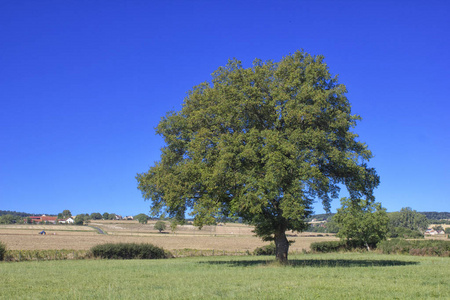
[1,1,449,216]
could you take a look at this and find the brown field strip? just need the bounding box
[0,222,339,252]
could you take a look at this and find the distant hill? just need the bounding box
[0,210,48,217]
[308,213,335,221]
[309,211,450,222]
[419,212,450,220]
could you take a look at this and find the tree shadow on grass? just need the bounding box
[200,259,418,268]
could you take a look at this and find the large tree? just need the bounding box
[137,51,379,263]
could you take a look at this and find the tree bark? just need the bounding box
[274,230,289,264]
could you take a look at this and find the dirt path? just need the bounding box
[88,226,106,234]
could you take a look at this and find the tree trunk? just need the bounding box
[274,230,289,264]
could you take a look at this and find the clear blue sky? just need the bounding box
[1,1,449,216]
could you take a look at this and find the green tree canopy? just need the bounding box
[0,214,21,224]
[137,50,379,263]
[334,198,389,250]
[135,213,149,224]
[58,210,72,219]
[74,214,87,225]
[154,220,166,233]
[389,207,429,232]
[102,213,116,220]
[90,212,102,220]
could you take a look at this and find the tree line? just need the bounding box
[307,207,437,239]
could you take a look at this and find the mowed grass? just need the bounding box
[1,253,449,299]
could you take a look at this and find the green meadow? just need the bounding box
[1,253,449,299]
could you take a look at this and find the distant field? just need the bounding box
[1,253,449,299]
[0,221,338,253]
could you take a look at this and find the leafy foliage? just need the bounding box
[58,210,72,219]
[253,243,276,256]
[334,198,388,249]
[154,220,166,233]
[135,213,149,224]
[432,225,444,232]
[311,241,351,253]
[90,243,171,259]
[388,227,424,239]
[74,214,89,225]
[137,50,379,262]
[90,212,102,220]
[102,212,117,220]
[389,207,429,232]
[428,219,450,225]
[377,239,450,257]
[419,211,450,220]
[0,241,6,261]
[0,210,41,217]
[0,214,22,224]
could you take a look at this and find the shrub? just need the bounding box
[310,241,347,253]
[310,240,367,253]
[0,241,6,261]
[90,243,172,259]
[388,227,424,239]
[377,239,450,257]
[376,238,411,254]
[253,243,276,256]
[154,221,166,233]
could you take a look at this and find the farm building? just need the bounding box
[26,215,58,224]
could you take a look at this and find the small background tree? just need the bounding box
[74,214,89,225]
[333,198,389,250]
[388,207,429,238]
[154,220,166,233]
[135,213,149,224]
[90,212,102,220]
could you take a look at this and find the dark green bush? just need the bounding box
[0,241,6,261]
[310,240,367,253]
[310,241,347,253]
[90,243,172,259]
[253,243,276,256]
[388,227,424,239]
[377,239,450,257]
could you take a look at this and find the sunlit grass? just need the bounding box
[1,253,449,299]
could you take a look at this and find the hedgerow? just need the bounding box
[310,240,368,253]
[90,243,172,259]
[377,239,450,257]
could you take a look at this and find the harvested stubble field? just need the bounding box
[0,221,338,253]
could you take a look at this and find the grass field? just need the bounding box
[1,253,449,299]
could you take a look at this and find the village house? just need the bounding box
[425,228,445,235]
[59,217,75,224]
